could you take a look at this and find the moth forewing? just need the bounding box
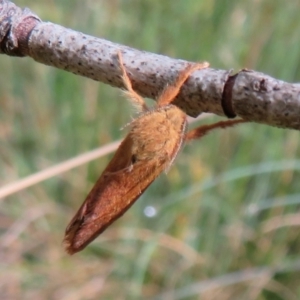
[64,105,187,254]
[64,135,135,254]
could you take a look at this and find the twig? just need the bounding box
[1,0,300,129]
[0,140,120,199]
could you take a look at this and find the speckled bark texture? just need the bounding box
[232,70,300,129]
[1,0,300,130]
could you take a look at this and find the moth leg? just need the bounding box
[185,119,247,141]
[157,61,209,107]
[117,51,148,112]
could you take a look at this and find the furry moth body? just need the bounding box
[64,53,245,254]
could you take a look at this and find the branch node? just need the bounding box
[0,3,40,56]
[222,73,237,118]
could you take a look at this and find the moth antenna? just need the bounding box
[117,51,148,112]
[185,119,247,141]
[157,61,209,107]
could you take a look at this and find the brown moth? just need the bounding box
[64,52,245,254]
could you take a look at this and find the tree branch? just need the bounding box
[1,0,300,130]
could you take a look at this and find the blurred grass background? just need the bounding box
[1,0,300,299]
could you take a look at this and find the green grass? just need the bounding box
[1,0,300,299]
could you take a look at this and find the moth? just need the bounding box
[64,52,245,254]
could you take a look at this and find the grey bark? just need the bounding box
[1,0,300,130]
